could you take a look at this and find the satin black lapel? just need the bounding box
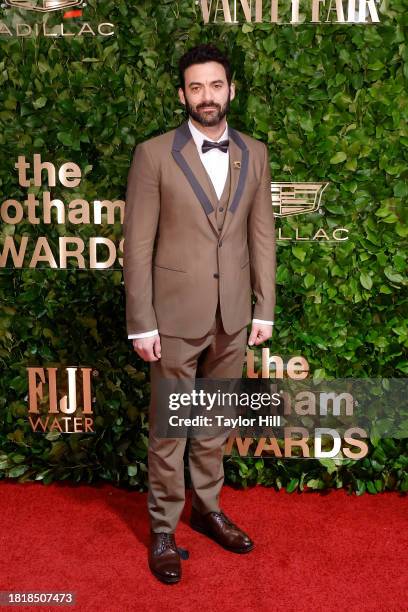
[171,121,219,236]
[219,127,249,241]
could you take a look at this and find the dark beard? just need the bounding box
[185,94,230,127]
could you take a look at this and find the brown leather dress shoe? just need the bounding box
[190,507,254,553]
[148,531,181,584]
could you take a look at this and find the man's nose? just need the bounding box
[200,85,214,101]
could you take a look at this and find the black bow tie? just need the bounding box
[201,139,229,154]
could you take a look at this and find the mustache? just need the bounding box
[196,102,221,110]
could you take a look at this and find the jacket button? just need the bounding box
[218,240,223,247]
[213,273,219,278]
[219,207,224,212]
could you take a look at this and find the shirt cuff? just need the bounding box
[128,329,159,339]
[252,319,274,326]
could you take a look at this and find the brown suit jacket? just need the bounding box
[123,120,276,339]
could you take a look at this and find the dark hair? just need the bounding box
[178,44,232,90]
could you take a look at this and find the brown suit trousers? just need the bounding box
[148,304,247,533]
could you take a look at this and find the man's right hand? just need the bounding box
[132,334,161,361]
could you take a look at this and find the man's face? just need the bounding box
[178,61,235,127]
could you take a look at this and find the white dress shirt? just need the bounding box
[128,118,274,339]
[188,118,230,199]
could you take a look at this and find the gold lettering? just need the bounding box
[287,356,309,379]
[291,0,299,22]
[27,368,46,414]
[68,199,90,224]
[59,367,78,415]
[29,237,58,268]
[1,200,23,224]
[98,23,115,36]
[343,427,369,458]
[59,237,86,268]
[254,436,282,456]
[285,426,310,456]
[93,200,125,224]
[78,22,96,36]
[233,0,252,22]
[89,237,116,269]
[33,153,56,187]
[82,368,93,414]
[0,22,12,36]
[325,0,345,22]
[59,162,82,187]
[224,436,254,455]
[270,0,279,22]
[16,23,32,37]
[0,236,29,267]
[43,192,65,223]
[26,193,41,224]
[295,391,316,415]
[246,348,259,378]
[311,0,325,22]
[312,228,330,240]
[332,227,349,240]
[358,0,380,22]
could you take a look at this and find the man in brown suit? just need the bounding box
[123,44,276,584]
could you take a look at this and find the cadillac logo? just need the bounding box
[271,182,329,217]
[4,0,82,11]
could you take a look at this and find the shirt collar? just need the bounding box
[188,117,228,151]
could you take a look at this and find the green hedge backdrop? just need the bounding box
[0,0,407,494]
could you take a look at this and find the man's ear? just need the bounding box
[229,82,236,102]
[178,87,186,106]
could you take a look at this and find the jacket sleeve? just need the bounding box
[247,143,276,322]
[123,142,160,335]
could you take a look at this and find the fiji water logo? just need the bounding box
[27,366,95,433]
[4,0,83,12]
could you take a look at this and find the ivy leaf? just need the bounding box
[286,478,298,493]
[330,152,347,164]
[33,97,47,109]
[318,458,337,474]
[396,361,408,374]
[127,465,138,476]
[304,273,315,288]
[8,465,28,478]
[394,182,408,198]
[384,268,404,283]
[292,246,306,262]
[306,479,324,489]
[57,132,75,147]
[299,115,313,132]
[360,272,373,290]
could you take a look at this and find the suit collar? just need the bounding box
[172,120,249,239]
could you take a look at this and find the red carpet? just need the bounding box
[0,479,406,611]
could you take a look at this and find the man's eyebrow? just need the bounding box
[187,79,225,87]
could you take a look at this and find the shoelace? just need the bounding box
[157,533,177,554]
[213,511,236,528]
[215,511,247,537]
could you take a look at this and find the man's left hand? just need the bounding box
[248,323,273,346]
